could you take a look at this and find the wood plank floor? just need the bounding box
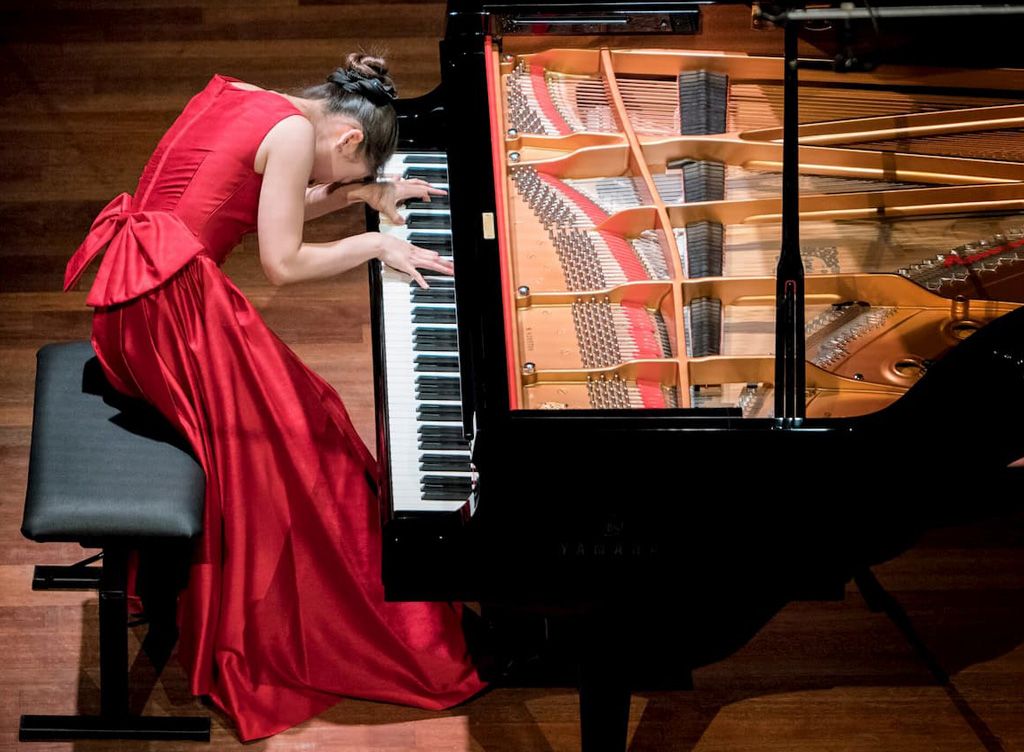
[2,3,1024,750]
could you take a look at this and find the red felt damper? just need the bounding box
[636,379,668,408]
[530,64,573,135]
[621,302,665,359]
[943,237,1024,268]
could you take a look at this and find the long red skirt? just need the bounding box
[91,254,485,740]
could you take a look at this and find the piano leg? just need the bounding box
[853,567,953,686]
[578,613,631,752]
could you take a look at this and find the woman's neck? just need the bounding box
[281,94,320,123]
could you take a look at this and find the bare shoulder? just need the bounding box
[225,80,263,92]
[255,115,314,174]
[266,114,314,142]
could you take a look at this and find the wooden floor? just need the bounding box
[2,2,1024,750]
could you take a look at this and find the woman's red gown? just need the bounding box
[63,74,485,740]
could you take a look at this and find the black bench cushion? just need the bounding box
[21,342,205,542]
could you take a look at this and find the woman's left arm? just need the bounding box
[303,181,367,222]
[304,178,446,223]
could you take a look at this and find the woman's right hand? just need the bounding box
[376,232,453,288]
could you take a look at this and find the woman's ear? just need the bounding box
[337,127,364,156]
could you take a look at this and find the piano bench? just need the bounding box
[18,341,210,743]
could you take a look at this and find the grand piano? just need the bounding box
[368,3,1024,749]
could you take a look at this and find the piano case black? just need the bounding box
[370,4,1024,750]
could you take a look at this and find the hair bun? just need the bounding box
[325,51,397,106]
[345,52,389,80]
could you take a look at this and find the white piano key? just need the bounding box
[376,169,474,514]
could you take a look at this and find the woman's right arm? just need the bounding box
[256,117,452,287]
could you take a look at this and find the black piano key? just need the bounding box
[412,287,456,304]
[412,306,457,325]
[413,329,459,352]
[403,153,447,165]
[413,323,458,337]
[406,213,452,230]
[407,233,452,254]
[420,454,472,472]
[415,355,461,374]
[419,424,466,439]
[412,342,456,353]
[421,486,472,503]
[416,376,462,400]
[423,490,470,501]
[416,385,459,401]
[411,277,454,289]
[409,284,454,303]
[417,401,462,418]
[422,474,472,487]
[403,195,450,211]
[418,403,463,421]
[404,166,448,182]
[421,476,473,494]
[418,425,470,450]
[421,485,472,502]
[417,390,459,404]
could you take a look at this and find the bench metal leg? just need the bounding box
[20,546,211,742]
[100,547,130,718]
[19,715,212,742]
[31,552,103,590]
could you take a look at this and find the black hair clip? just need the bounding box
[327,69,397,106]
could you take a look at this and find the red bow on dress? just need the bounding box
[64,193,206,307]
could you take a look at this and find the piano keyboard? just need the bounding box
[377,151,474,514]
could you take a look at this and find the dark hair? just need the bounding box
[303,52,399,176]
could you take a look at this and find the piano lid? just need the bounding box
[445,1,1024,68]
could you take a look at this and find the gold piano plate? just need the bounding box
[488,40,1024,412]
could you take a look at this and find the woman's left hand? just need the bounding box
[360,179,447,225]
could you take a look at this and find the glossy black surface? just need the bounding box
[377,1,1024,604]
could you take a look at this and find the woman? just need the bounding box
[63,53,486,740]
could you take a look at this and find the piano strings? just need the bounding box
[845,130,1024,162]
[511,163,1024,282]
[586,373,679,410]
[507,57,1023,138]
[518,297,674,371]
[553,228,672,287]
[717,217,1024,278]
[518,161,925,214]
[496,48,1024,414]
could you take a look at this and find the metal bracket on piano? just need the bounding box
[490,3,702,36]
[757,4,1024,24]
[468,472,480,517]
[468,414,479,516]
